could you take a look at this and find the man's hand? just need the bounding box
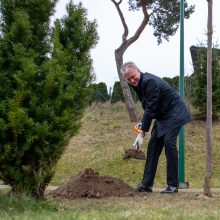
[134,122,142,134]
[135,122,142,129]
[133,133,144,150]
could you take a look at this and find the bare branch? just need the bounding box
[126,0,149,47]
[111,0,129,42]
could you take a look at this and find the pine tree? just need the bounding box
[111,0,194,122]
[192,47,220,119]
[0,0,98,199]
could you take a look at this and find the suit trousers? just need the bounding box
[142,123,181,187]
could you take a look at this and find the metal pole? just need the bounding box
[179,0,189,189]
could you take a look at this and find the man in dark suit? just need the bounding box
[121,61,191,193]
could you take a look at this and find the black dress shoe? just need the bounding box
[134,182,152,192]
[161,185,178,194]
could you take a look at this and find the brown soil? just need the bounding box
[124,149,146,160]
[49,168,134,199]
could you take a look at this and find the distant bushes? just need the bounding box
[89,81,138,104]
[88,82,110,103]
[91,63,220,120]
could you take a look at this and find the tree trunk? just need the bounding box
[32,183,47,200]
[204,0,213,197]
[11,182,46,200]
[111,0,149,122]
[115,48,138,122]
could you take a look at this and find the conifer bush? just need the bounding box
[0,0,98,199]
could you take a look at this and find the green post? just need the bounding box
[179,0,189,189]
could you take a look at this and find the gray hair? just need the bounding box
[120,61,139,75]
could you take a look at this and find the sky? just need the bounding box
[54,0,220,90]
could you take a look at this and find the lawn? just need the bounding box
[1,190,220,220]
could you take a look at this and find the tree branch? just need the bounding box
[111,0,129,42]
[111,0,149,50]
[126,0,149,47]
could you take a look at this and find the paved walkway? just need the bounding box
[0,184,58,191]
[1,184,220,193]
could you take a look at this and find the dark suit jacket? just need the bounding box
[132,72,191,137]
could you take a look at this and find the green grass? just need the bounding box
[1,102,220,219]
[0,192,59,220]
[1,191,220,220]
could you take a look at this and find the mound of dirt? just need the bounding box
[49,168,134,199]
[124,149,146,160]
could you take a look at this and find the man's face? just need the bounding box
[124,67,140,87]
